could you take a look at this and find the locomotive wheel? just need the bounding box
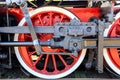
[14,6,87,79]
[104,16,120,75]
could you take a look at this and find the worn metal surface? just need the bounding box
[0,26,54,33]
[84,38,120,48]
[21,3,42,55]
[97,20,105,73]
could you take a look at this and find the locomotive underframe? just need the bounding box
[0,0,120,79]
[0,6,115,73]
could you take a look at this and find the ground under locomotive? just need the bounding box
[0,0,120,79]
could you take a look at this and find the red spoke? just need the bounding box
[25,34,31,38]
[39,34,52,40]
[38,34,45,40]
[33,54,43,66]
[118,23,120,26]
[48,12,53,26]
[52,54,58,71]
[69,55,77,61]
[29,51,36,56]
[60,15,64,22]
[58,55,67,67]
[37,14,44,26]
[57,48,66,52]
[43,54,49,70]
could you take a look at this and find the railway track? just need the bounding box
[0,61,119,79]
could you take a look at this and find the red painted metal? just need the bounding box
[0,7,100,76]
[107,18,120,69]
[17,10,82,75]
[69,8,100,22]
[0,8,33,22]
[0,8,100,23]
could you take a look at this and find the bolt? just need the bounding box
[87,27,92,32]
[73,43,77,47]
[59,27,64,32]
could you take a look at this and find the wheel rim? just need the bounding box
[14,6,87,79]
[104,17,120,75]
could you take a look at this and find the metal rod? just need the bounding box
[84,38,120,48]
[0,26,54,33]
[6,4,12,68]
[97,20,104,73]
[20,3,42,55]
[41,52,72,55]
[0,41,50,46]
[0,38,120,47]
[6,6,9,27]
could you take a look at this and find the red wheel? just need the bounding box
[14,6,87,79]
[104,17,120,75]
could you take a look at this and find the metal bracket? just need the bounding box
[97,20,105,73]
[85,49,95,69]
[20,2,42,55]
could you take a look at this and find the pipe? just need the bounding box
[0,41,50,46]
